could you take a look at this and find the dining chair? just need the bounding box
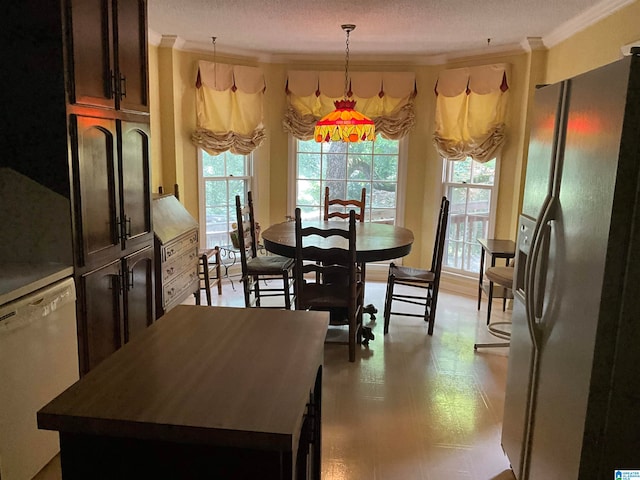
[197,247,222,306]
[235,192,295,309]
[383,196,450,336]
[323,186,366,222]
[294,208,364,362]
[323,186,370,310]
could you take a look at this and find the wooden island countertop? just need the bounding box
[38,305,329,479]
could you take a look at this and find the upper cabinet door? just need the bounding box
[114,0,149,112]
[71,115,120,268]
[119,121,152,250]
[67,0,115,109]
[66,0,148,113]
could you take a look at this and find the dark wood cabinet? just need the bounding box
[67,0,149,112]
[71,116,120,269]
[79,246,154,372]
[123,246,155,342]
[6,0,153,376]
[119,121,152,250]
[79,260,123,371]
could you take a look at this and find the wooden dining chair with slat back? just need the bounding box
[383,196,450,336]
[324,186,366,222]
[323,186,369,293]
[236,192,295,309]
[294,208,364,362]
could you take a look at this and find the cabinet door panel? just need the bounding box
[115,0,149,112]
[67,0,114,108]
[124,246,155,342]
[120,121,152,250]
[80,260,123,374]
[72,116,120,268]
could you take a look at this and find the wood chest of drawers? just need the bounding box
[152,195,200,318]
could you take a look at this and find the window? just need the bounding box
[442,157,499,275]
[198,149,252,249]
[293,137,403,224]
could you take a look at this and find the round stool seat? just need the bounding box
[485,265,514,287]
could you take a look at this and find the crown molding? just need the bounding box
[148,0,634,67]
[148,29,162,46]
[543,0,635,48]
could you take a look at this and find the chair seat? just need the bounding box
[246,255,295,275]
[298,282,363,309]
[390,264,436,283]
[485,265,514,286]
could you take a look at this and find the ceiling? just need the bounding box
[147,0,632,63]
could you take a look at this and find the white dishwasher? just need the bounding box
[0,277,79,480]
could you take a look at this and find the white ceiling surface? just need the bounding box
[147,0,634,62]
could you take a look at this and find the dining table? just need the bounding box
[261,219,414,322]
[261,220,414,264]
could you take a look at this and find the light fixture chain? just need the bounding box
[344,29,350,97]
[212,36,217,88]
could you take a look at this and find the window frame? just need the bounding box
[197,148,254,250]
[440,155,501,277]
[287,136,408,227]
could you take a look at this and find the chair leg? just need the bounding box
[487,281,494,325]
[254,275,261,307]
[283,271,291,310]
[383,273,394,334]
[349,308,356,363]
[427,286,440,336]
[202,255,213,307]
[243,276,252,308]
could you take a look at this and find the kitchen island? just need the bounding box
[38,305,329,479]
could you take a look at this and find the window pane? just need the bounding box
[348,141,373,154]
[298,153,321,179]
[373,137,399,154]
[325,152,347,180]
[347,156,372,180]
[226,153,245,176]
[298,179,321,206]
[205,180,227,205]
[468,187,491,214]
[471,158,496,185]
[451,158,472,183]
[203,152,225,177]
[299,141,321,153]
[372,183,396,209]
[373,156,398,181]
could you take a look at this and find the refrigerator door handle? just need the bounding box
[524,195,555,350]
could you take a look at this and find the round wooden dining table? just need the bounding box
[261,220,414,263]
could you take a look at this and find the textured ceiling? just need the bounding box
[148,0,632,61]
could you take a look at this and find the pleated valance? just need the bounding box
[283,71,417,141]
[433,63,510,163]
[192,61,266,156]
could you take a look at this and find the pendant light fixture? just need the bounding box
[314,24,376,143]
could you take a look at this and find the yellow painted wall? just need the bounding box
[148,44,162,193]
[546,2,640,83]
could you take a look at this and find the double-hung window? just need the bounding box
[292,137,404,225]
[198,149,252,249]
[442,157,499,275]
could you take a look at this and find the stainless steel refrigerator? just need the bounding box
[502,49,640,479]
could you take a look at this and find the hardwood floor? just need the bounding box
[35,279,515,480]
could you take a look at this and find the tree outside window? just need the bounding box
[295,138,400,224]
[199,150,252,249]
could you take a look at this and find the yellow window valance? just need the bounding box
[192,61,266,156]
[283,71,417,141]
[433,63,510,163]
